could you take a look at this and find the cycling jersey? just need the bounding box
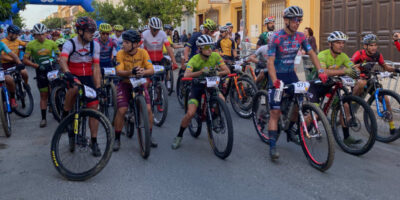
[395,41,400,52]
[25,39,59,64]
[0,41,11,54]
[94,37,117,68]
[60,37,100,76]
[254,45,269,63]
[216,38,235,58]
[257,31,273,46]
[1,38,26,64]
[19,34,33,42]
[141,30,170,62]
[318,49,353,70]
[267,29,312,73]
[162,36,173,54]
[186,52,225,72]
[184,32,202,59]
[111,34,123,53]
[116,48,153,81]
[351,49,385,67]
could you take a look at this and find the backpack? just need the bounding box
[67,39,94,64]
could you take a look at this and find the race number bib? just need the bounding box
[340,76,355,87]
[130,78,147,88]
[206,76,220,88]
[47,70,59,81]
[0,71,5,81]
[294,81,310,94]
[153,65,165,73]
[234,64,242,72]
[379,71,391,79]
[104,67,116,76]
[84,85,97,98]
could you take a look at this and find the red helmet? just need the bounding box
[75,17,97,32]
[51,30,61,37]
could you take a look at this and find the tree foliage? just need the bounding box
[42,17,67,29]
[12,13,25,28]
[0,0,28,21]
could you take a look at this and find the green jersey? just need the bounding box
[309,49,353,80]
[186,52,225,72]
[25,39,59,63]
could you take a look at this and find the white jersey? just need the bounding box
[141,29,170,62]
[111,34,123,56]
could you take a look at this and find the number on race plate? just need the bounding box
[206,76,220,88]
[340,76,355,87]
[47,70,59,81]
[0,71,5,81]
[84,85,97,98]
[153,65,165,73]
[104,67,116,76]
[130,78,147,88]
[234,65,242,72]
[294,81,310,94]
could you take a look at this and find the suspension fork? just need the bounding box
[246,65,256,81]
[374,88,387,117]
[2,86,11,113]
[233,76,243,100]
[73,87,82,135]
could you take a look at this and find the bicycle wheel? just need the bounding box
[331,95,377,155]
[152,82,168,126]
[125,105,135,138]
[206,96,234,159]
[299,102,335,171]
[252,90,271,144]
[367,89,400,143]
[230,76,257,119]
[101,83,117,122]
[165,68,174,96]
[176,74,185,108]
[0,88,12,137]
[13,82,34,117]
[50,109,114,181]
[134,95,151,159]
[184,87,202,137]
[50,85,67,122]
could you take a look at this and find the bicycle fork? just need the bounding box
[2,86,12,112]
[374,88,387,118]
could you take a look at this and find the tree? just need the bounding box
[0,0,28,21]
[12,13,25,28]
[42,17,67,29]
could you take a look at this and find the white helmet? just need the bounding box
[327,31,348,42]
[219,25,228,32]
[196,35,214,47]
[200,24,204,32]
[148,17,162,30]
[32,23,48,35]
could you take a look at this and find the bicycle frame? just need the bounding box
[0,83,12,113]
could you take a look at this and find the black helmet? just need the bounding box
[7,25,21,34]
[163,24,173,30]
[122,30,141,43]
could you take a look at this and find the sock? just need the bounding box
[389,121,395,130]
[115,131,121,140]
[91,137,97,144]
[41,109,46,120]
[177,126,186,137]
[343,127,349,139]
[268,130,278,148]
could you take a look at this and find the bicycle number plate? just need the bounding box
[153,65,165,74]
[234,65,242,71]
[340,76,355,87]
[104,67,116,76]
[294,81,310,94]
[130,78,147,88]
[379,71,391,79]
[84,85,97,98]
[206,76,220,88]
[47,70,59,81]
[0,71,5,81]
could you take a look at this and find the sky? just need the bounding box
[20,5,58,29]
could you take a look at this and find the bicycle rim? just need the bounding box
[251,90,270,144]
[135,96,151,159]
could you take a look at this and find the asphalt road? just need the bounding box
[0,67,399,200]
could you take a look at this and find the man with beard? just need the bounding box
[257,16,275,49]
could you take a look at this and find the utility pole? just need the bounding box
[241,0,246,56]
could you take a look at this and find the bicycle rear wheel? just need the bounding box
[13,82,34,117]
[101,83,117,122]
[50,85,67,122]
[252,90,271,144]
[367,89,400,143]
[152,82,168,126]
[184,87,202,137]
[50,109,114,181]
[207,96,234,159]
[331,95,377,155]
[134,95,151,159]
[230,76,257,119]
[0,88,12,137]
[299,102,335,171]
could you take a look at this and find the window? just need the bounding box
[262,0,286,32]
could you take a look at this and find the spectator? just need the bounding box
[20,29,33,42]
[187,33,192,41]
[304,27,317,52]
[235,32,241,55]
[180,29,188,43]
[173,30,180,43]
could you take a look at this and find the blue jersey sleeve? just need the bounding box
[299,33,312,53]
[0,41,12,54]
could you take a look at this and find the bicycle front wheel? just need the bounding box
[50,85,67,122]
[0,88,12,137]
[50,109,114,181]
[207,96,234,159]
[134,95,151,159]
[14,83,34,117]
[176,74,185,108]
[252,90,271,144]
[299,102,335,172]
[230,76,258,119]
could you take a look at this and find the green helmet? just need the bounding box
[55,38,67,46]
[99,23,112,33]
[203,19,217,31]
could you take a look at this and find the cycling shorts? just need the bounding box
[268,72,298,110]
[116,81,150,108]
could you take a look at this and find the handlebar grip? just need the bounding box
[228,73,237,77]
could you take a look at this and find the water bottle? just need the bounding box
[273,80,284,102]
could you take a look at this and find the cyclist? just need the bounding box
[111,24,124,54]
[393,32,400,51]
[225,22,234,40]
[351,34,400,135]
[63,29,72,40]
[20,29,33,43]
[307,31,361,145]
[59,17,102,157]
[266,6,326,160]
[171,35,230,149]
[216,25,238,63]
[23,23,59,127]
[113,30,155,151]
[94,23,118,69]
[257,16,275,49]
[51,30,61,42]
[247,32,274,86]
[1,25,30,108]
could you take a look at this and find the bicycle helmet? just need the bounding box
[99,23,112,33]
[363,34,378,45]
[219,26,228,32]
[122,29,141,43]
[75,17,97,32]
[148,17,162,30]
[327,31,348,42]
[51,30,61,37]
[264,16,275,25]
[32,23,47,35]
[203,19,217,31]
[283,6,303,18]
[163,24,173,31]
[55,38,67,46]
[7,25,21,34]
[199,24,204,32]
[113,24,124,31]
[196,35,214,47]
[226,22,233,27]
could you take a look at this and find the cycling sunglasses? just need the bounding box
[290,17,303,23]
[200,45,214,50]
[101,32,110,36]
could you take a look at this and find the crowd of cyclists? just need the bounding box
[1,5,400,180]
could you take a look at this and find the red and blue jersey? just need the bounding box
[267,29,312,73]
[94,38,117,67]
